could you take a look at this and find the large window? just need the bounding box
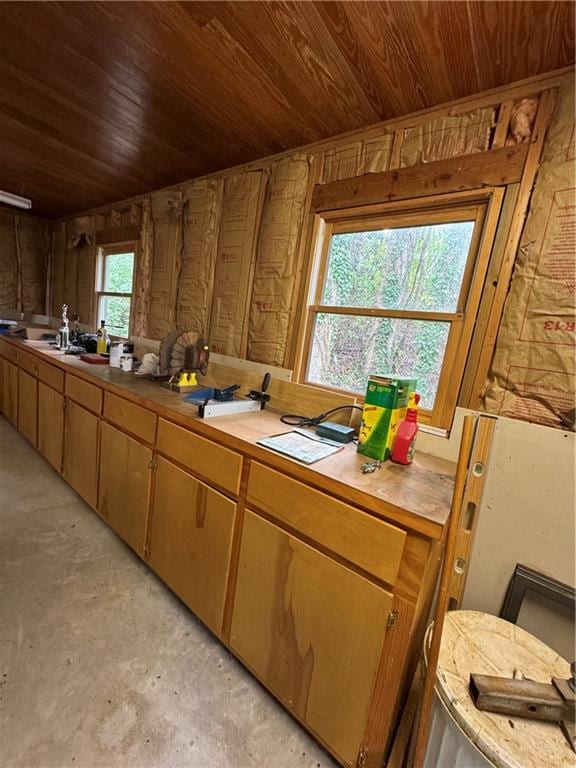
[96,245,135,338]
[301,198,496,428]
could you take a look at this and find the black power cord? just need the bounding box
[280,404,363,428]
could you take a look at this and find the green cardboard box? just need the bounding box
[357,375,417,461]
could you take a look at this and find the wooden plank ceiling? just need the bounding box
[0,1,574,219]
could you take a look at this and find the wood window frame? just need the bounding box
[295,188,505,429]
[95,241,138,339]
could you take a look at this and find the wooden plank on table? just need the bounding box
[311,144,529,212]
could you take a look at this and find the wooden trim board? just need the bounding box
[311,144,528,212]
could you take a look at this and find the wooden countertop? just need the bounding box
[3,335,456,539]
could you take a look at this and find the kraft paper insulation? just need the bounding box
[16,215,50,315]
[208,171,266,357]
[0,212,17,312]
[50,221,66,317]
[75,237,96,326]
[400,107,495,167]
[62,216,94,323]
[321,131,393,183]
[94,202,141,232]
[132,198,153,338]
[147,189,186,339]
[484,73,575,430]
[176,178,222,334]
[0,212,49,314]
[247,153,310,365]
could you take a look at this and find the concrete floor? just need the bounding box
[0,416,338,768]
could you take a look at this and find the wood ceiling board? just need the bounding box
[0,1,573,219]
[465,1,576,89]
[315,1,481,116]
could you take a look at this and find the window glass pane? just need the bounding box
[307,313,451,410]
[98,295,131,338]
[322,222,474,313]
[103,252,134,292]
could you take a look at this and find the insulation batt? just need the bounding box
[506,98,539,144]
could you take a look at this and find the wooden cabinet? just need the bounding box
[37,360,64,392]
[248,462,406,584]
[2,359,19,426]
[17,370,38,446]
[103,392,157,444]
[230,510,392,767]
[38,382,64,472]
[156,418,243,495]
[0,337,456,768]
[65,374,102,414]
[63,399,100,508]
[147,456,237,635]
[98,422,152,556]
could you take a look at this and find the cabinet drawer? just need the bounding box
[0,341,18,364]
[247,462,406,585]
[65,374,102,414]
[17,350,38,377]
[38,360,64,392]
[156,418,242,496]
[103,392,157,444]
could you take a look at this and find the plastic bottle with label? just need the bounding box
[390,392,420,465]
[96,320,108,355]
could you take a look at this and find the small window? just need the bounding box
[301,201,492,427]
[96,246,135,338]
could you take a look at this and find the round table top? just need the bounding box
[434,610,573,768]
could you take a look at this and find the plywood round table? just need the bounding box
[424,610,573,768]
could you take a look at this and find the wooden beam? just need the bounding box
[311,144,529,212]
[469,89,557,407]
[95,224,140,246]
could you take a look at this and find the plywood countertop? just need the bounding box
[3,336,456,538]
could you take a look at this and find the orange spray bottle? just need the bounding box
[390,392,420,465]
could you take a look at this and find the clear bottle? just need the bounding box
[96,320,108,355]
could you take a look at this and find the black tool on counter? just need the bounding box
[248,373,271,410]
[214,384,240,402]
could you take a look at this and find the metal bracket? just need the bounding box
[387,610,399,630]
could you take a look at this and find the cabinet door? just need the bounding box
[2,359,18,426]
[99,422,152,556]
[38,382,64,472]
[18,370,38,446]
[63,399,99,508]
[147,456,236,635]
[230,510,392,768]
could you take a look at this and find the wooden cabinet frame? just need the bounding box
[0,335,460,768]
